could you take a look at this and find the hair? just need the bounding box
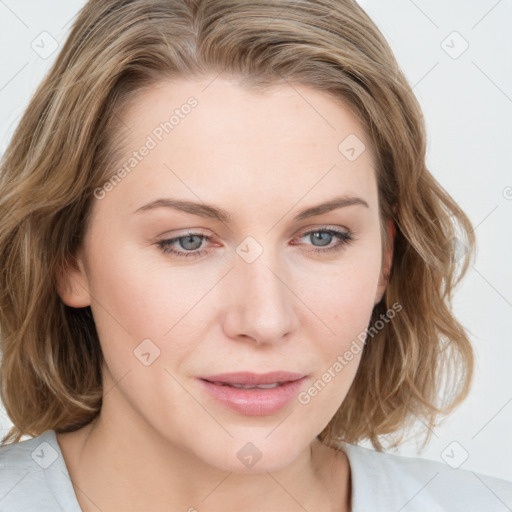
[0,0,475,450]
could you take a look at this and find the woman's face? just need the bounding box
[59,77,393,472]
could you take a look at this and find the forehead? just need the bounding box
[105,77,378,217]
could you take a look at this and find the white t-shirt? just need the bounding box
[0,429,511,511]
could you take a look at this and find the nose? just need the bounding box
[222,249,297,346]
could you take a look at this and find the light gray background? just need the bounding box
[1,0,511,482]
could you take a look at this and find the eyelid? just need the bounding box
[159,225,350,240]
[296,224,350,237]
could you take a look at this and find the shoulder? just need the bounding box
[341,442,512,512]
[0,429,80,511]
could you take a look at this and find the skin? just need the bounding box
[56,76,395,512]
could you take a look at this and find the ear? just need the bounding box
[374,217,396,305]
[56,249,91,308]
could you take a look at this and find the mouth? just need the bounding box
[204,381,286,389]
[196,371,308,416]
[198,370,305,386]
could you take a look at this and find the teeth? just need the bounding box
[212,381,282,389]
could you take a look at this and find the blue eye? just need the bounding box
[157,232,210,258]
[156,227,355,259]
[298,228,355,254]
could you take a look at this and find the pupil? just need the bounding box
[312,232,331,247]
[180,235,202,250]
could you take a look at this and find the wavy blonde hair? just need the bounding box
[0,0,475,449]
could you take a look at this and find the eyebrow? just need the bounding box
[133,195,369,223]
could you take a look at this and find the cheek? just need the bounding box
[295,276,373,422]
[295,253,380,393]
[85,231,217,344]
[299,251,381,334]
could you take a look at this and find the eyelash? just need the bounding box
[156,227,355,259]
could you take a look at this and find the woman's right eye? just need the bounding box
[156,232,211,259]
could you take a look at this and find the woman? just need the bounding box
[0,1,510,510]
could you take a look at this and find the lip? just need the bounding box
[198,371,305,386]
[197,371,308,416]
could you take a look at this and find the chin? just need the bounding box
[194,430,309,474]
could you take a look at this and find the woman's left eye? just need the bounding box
[296,228,355,255]
[156,227,355,259]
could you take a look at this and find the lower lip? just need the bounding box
[197,377,307,416]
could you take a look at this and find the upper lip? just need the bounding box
[198,371,306,385]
